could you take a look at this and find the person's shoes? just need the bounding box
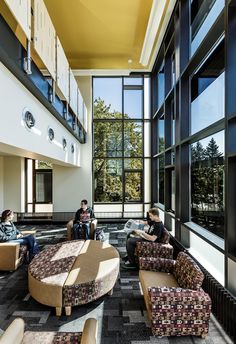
[122,261,138,270]
[121,255,129,262]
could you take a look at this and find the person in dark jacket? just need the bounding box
[72,200,95,240]
[122,207,165,270]
[0,209,39,262]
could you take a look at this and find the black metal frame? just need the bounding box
[151,0,236,341]
[92,76,152,216]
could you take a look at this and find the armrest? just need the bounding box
[148,286,212,307]
[81,318,98,344]
[21,230,36,237]
[139,256,175,272]
[0,318,24,344]
[136,241,173,259]
[0,242,20,260]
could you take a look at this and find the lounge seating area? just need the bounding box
[0,223,231,343]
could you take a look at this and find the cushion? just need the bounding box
[173,252,204,290]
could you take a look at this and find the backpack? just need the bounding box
[95,228,105,241]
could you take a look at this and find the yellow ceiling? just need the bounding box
[44,0,153,70]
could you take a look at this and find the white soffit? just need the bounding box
[140,0,177,68]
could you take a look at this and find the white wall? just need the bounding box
[53,76,93,211]
[0,61,80,167]
[3,156,25,212]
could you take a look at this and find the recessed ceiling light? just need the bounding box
[128,59,133,64]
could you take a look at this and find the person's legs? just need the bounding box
[11,234,39,262]
[72,223,81,240]
[126,237,144,265]
[82,223,90,240]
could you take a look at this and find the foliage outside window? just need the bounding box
[93,77,144,203]
[158,115,165,153]
[158,155,165,205]
[191,131,224,238]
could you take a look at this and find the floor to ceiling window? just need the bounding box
[93,76,151,219]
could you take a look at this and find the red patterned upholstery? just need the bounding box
[139,252,212,338]
[135,228,173,263]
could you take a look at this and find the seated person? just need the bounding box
[0,209,39,262]
[122,207,164,270]
[69,200,95,240]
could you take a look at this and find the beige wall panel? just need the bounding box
[4,0,31,39]
[69,69,78,115]
[78,89,84,126]
[33,0,56,79]
[3,157,25,212]
[56,37,69,102]
[0,157,3,213]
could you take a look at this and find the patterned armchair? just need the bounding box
[0,317,97,344]
[135,228,173,263]
[139,252,212,337]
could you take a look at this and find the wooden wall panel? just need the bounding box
[4,0,31,40]
[33,0,56,79]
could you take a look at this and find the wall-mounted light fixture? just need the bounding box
[48,127,55,141]
[23,108,35,129]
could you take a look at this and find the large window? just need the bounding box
[191,131,224,238]
[93,77,149,206]
[158,155,165,205]
[157,62,165,109]
[191,40,225,134]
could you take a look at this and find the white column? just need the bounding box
[3,156,25,212]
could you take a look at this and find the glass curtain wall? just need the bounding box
[151,0,227,287]
[93,76,151,219]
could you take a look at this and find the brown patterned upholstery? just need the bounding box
[173,251,204,290]
[135,228,173,263]
[28,240,119,315]
[139,251,212,338]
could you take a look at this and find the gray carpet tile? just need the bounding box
[0,223,233,344]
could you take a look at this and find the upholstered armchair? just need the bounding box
[0,317,97,344]
[139,252,212,337]
[135,228,173,263]
[67,219,98,240]
[0,230,36,271]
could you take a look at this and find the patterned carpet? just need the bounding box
[0,223,233,344]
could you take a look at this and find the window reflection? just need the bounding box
[94,159,122,202]
[157,62,165,109]
[125,172,142,202]
[158,155,165,205]
[191,40,225,134]
[191,131,224,238]
[124,89,143,119]
[93,78,122,118]
[158,116,165,153]
[94,122,122,157]
[124,122,143,157]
